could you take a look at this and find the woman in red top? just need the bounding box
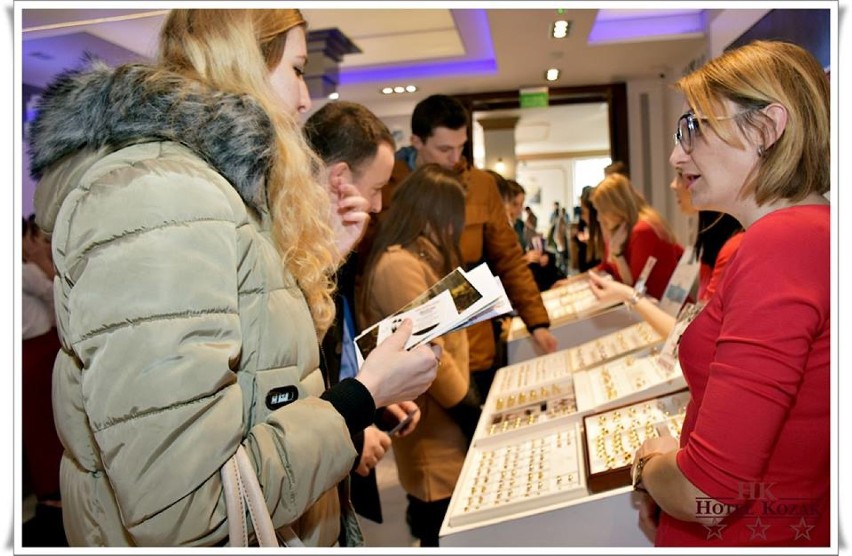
[591,173,683,300]
[631,40,830,547]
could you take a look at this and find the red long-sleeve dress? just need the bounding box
[657,205,830,546]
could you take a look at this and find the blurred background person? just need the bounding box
[571,186,604,273]
[591,173,684,300]
[492,170,565,291]
[21,215,66,546]
[523,206,539,247]
[587,173,745,338]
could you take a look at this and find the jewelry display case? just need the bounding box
[495,321,661,395]
[506,273,623,341]
[480,322,666,439]
[571,348,683,411]
[446,423,587,529]
[582,389,689,493]
[441,318,690,547]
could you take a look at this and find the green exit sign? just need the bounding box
[520,87,549,108]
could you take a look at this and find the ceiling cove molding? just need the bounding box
[338,9,496,86]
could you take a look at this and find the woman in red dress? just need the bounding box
[630,40,830,547]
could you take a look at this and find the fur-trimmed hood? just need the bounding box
[29,60,275,216]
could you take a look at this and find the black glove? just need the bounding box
[445,383,482,446]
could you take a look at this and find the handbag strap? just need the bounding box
[222,445,303,547]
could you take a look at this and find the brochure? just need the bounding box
[354,262,512,366]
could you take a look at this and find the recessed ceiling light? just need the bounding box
[546,68,560,81]
[552,19,571,39]
[328,92,339,100]
[381,85,418,95]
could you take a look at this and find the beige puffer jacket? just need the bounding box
[29,62,366,547]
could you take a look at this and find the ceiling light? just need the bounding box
[495,158,506,174]
[381,85,419,95]
[328,92,339,100]
[552,19,571,39]
[546,68,560,81]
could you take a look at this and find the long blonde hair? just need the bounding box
[159,9,336,336]
[591,174,677,244]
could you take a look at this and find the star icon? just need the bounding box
[746,516,771,541]
[704,521,727,540]
[790,517,814,541]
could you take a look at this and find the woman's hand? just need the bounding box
[635,491,662,544]
[531,327,558,354]
[329,182,370,262]
[587,270,632,305]
[356,319,440,408]
[384,401,421,437]
[355,425,392,477]
[632,434,679,467]
[607,222,628,261]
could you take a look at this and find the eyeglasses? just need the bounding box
[673,108,761,155]
[673,112,701,155]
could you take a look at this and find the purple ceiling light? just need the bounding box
[588,10,706,44]
[339,8,496,85]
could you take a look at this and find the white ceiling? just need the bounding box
[20,6,710,155]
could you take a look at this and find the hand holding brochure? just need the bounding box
[354,263,511,366]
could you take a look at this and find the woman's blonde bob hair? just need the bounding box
[591,173,677,244]
[675,40,829,206]
[158,9,337,336]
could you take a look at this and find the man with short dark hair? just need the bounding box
[372,94,557,401]
[304,101,416,526]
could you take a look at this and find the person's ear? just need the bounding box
[761,102,788,150]
[327,161,350,193]
[410,135,424,151]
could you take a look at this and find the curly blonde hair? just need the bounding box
[158,9,337,336]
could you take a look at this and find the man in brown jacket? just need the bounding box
[361,94,557,399]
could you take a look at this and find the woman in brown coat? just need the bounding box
[358,164,474,546]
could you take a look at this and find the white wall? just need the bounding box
[380,114,413,150]
[708,9,770,58]
[653,7,769,246]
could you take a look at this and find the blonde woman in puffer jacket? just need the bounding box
[28,9,438,547]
